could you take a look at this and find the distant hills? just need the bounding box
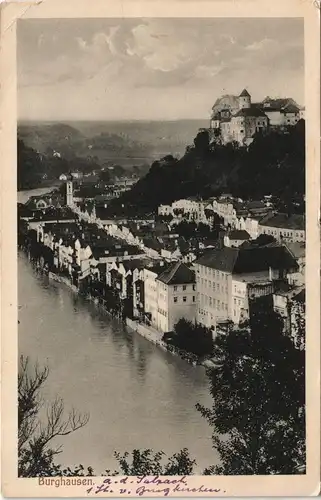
[18,119,208,167]
[17,119,305,216]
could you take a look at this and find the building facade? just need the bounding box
[258,213,305,243]
[210,90,302,145]
[143,261,197,333]
[195,245,298,329]
[210,89,269,145]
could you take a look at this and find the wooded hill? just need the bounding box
[109,120,305,215]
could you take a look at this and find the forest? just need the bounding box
[108,120,305,215]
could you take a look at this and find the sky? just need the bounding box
[17,17,304,121]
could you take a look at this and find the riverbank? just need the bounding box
[18,253,216,473]
[45,265,209,368]
[17,185,60,204]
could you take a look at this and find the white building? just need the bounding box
[259,213,305,243]
[224,229,251,248]
[260,98,301,127]
[143,261,197,333]
[194,245,299,329]
[235,216,260,239]
[158,205,174,217]
[273,285,305,348]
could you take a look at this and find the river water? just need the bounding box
[18,189,217,474]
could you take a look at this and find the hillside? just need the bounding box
[17,138,102,191]
[18,121,175,167]
[108,120,305,215]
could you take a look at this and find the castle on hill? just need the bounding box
[209,88,303,146]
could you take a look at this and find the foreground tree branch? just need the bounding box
[18,356,89,477]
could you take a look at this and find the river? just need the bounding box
[18,189,218,474]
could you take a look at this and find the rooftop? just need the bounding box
[260,213,305,231]
[284,242,305,260]
[234,106,268,118]
[157,261,196,286]
[195,245,298,274]
[261,97,300,113]
[239,88,251,97]
[227,230,251,241]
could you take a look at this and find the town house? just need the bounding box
[195,245,298,328]
[143,261,197,333]
[258,213,305,243]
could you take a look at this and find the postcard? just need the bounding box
[1,0,320,496]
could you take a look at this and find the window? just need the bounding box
[174,286,177,291]
[193,296,196,302]
[213,282,215,291]
[174,297,178,303]
[217,300,220,310]
[183,285,186,291]
[193,285,196,291]
[183,296,187,302]
[209,297,212,307]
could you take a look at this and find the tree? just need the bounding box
[108,122,305,216]
[18,356,90,477]
[197,307,305,475]
[111,448,195,476]
[252,234,277,246]
[164,319,214,358]
[18,356,197,477]
[99,169,111,183]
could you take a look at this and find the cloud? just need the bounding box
[76,27,121,57]
[126,21,199,72]
[245,38,276,51]
[17,18,304,120]
[194,64,225,79]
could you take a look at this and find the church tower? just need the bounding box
[65,173,74,207]
[238,88,251,109]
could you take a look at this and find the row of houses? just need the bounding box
[107,242,305,347]
[158,195,305,243]
[19,190,305,349]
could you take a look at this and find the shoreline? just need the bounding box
[42,265,209,368]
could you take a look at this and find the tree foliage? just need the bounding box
[108,121,305,215]
[197,307,305,475]
[164,319,214,358]
[18,356,89,477]
[17,139,101,190]
[110,448,195,476]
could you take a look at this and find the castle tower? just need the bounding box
[238,88,251,109]
[65,173,74,207]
